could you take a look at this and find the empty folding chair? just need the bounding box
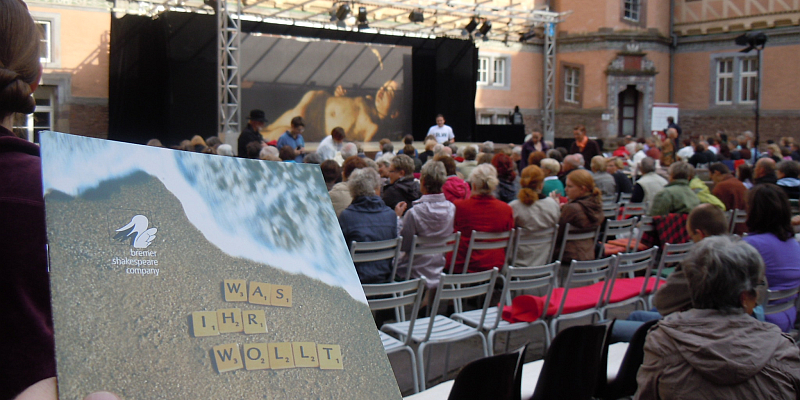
[556,222,603,266]
[598,219,636,258]
[453,262,559,356]
[549,256,615,338]
[620,202,647,220]
[381,268,499,391]
[508,225,559,269]
[362,278,426,393]
[454,230,514,274]
[600,247,659,318]
[728,209,747,234]
[350,237,403,282]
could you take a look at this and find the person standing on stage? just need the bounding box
[427,114,454,145]
[276,116,306,163]
[238,109,267,157]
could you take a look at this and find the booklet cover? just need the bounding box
[40,131,400,399]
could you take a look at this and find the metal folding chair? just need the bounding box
[647,241,693,308]
[550,257,615,338]
[557,222,602,265]
[454,229,514,274]
[350,236,403,282]
[509,225,559,268]
[597,219,636,258]
[728,209,747,234]
[600,247,659,318]
[406,231,460,280]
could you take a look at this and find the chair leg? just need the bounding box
[405,348,419,394]
[443,343,452,381]
[417,343,428,391]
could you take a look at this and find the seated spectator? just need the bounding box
[791,143,800,162]
[329,156,367,216]
[436,155,470,203]
[649,161,700,216]
[338,168,397,284]
[449,164,514,273]
[492,153,519,203]
[766,143,783,163]
[688,143,715,167]
[396,134,418,157]
[510,166,561,267]
[607,157,632,197]
[418,139,436,165]
[612,138,630,159]
[526,151,546,168]
[558,154,583,187]
[216,144,234,157]
[753,158,778,186]
[743,184,800,332]
[546,148,563,163]
[320,160,341,191]
[540,158,565,197]
[660,129,677,166]
[689,169,726,211]
[395,161,455,291]
[375,157,391,186]
[316,127,345,161]
[676,139,694,162]
[776,160,800,200]
[476,152,493,165]
[590,155,616,197]
[382,154,421,212]
[147,138,164,147]
[710,162,747,212]
[190,135,207,152]
[373,138,391,160]
[279,145,297,162]
[520,131,549,170]
[303,151,322,164]
[457,146,479,179]
[552,169,604,268]
[631,157,668,208]
[737,162,754,189]
[246,141,263,159]
[480,140,495,155]
[636,235,800,400]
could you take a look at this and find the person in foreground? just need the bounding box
[635,236,800,400]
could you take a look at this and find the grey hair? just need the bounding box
[640,157,656,174]
[433,143,444,154]
[347,167,382,198]
[564,154,582,169]
[669,161,694,180]
[216,144,234,156]
[469,163,499,195]
[392,154,415,176]
[540,158,561,176]
[682,235,764,311]
[375,158,390,168]
[481,141,495,153]
[382,142,394,154]
[363,158,378,172]
[259,146,279,160]
[420,160,447,194]
[341,143,358,159]
[303,151,322,164]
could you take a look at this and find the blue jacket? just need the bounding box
[339,195,397,283]
[276,131,305,162]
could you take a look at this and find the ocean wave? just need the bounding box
[40,132,366,303]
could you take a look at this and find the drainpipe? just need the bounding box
[669,0,676,103]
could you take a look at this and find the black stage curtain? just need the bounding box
[109,12,477,146]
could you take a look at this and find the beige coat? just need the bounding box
[328,182,352,217]
[509,196,561,267]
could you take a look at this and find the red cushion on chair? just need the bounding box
[606,277,665,303]
[546,282,606,315]
[501,295,547,323]
[603,238,651,256]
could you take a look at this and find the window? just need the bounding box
[712,54,759,106]
[623,0,640,22]
[13,86,55,143]
[495,114,509,125]
[564,66,580,104]
[479,114,493,125]
[36,20,52,64]
[740,58,758,103]
[477,55,508,87]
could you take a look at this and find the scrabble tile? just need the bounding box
[243,309,268,335]
[248,281,271,306]
[217,308,243,333]
[191,311,220,337]
[243,343,270,370]
[212,343,243,373]
[271,285,292,307]
[292,342,319,368]
[317,344,343,370]
[223,279,248,302]
[268,343,295,369]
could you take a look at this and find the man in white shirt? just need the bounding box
[316,127,345,161]
[427,114,454,144]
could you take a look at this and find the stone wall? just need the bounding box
[69,103,109,139]
[679,110,800,144]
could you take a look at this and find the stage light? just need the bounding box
[519,30,536,42]
[462,17,478,36]
[477,20,491,37]
[735,32,767,53]
[203,0,218,12]
[357,6,369,30]
[335,4,350,21]
[409,9,424,23]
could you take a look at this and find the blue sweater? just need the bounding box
[339,195,397,283]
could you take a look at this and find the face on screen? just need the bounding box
[375,80,398,119]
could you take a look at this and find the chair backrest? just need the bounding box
[598,219,636,258]
[447,345,527,400]
[602,194,617,205]
[350,236,403,282]
[487,262,559,331]
[629,215,655,253]
[600,319,659,399]
[553,257,615,318]
[362,278,426,343]
[460,230,514,274]
[425,268,499,341]
[602,203,619,220]
[530,323,610,400]
[765,285,800,315]
[557,222,603,263]
[620,202,647,219]
[652,241,694,291]
[509,225,559,268]
[618,192,633,204]
[604,247,659,306]
[409,231,461,277]
[729,209,747,234]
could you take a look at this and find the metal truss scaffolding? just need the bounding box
[218,0,242,150]
[542,21,556,143]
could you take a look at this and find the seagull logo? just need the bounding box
[114,215,157,248]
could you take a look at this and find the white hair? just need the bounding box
[469,163,499,195]
[347,168,382,198]
[341,143,358,159]
[216,144,234,156]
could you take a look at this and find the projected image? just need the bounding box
[240,34,412,143]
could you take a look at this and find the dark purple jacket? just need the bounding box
[0,126,55,399]
[519,139,550,171]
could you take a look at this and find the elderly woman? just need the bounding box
[492,153,520,203]
[436,154,471,203]
[540,158,565,197]
[510,166,561,267]
[338,168,397,284]
[636,236,800,399]
[394,161,456,290]
[552,169,604,266]
[449,164,514,273]
[329,156,368,217]
[590,155,616,197]
[743,184,800,332]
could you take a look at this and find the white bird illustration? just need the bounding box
[114,215,157,248]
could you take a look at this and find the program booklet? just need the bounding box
[40,131,401,399]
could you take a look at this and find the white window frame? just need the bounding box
[13,86,55,143]
[623,0,640,22]
[740,57,758,104]
[477,54,509,88]
[711,53,760,107]
[564,66,580,104]
[36,20,52,64]
[29,12,61,69]
[716,58,734,105]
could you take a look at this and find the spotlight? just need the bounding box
[409,9,424,23]
[357,6,369,30]
[203,0,218,12]
[335,4,350,21]
[462,17,478,36]
[519,30,536,42]
[477,20,491,38]
[735,32,767,53]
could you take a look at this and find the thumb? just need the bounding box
[85,392,121,400]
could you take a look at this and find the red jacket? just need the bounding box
[442,176,471,203]
[448,195,514,273]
